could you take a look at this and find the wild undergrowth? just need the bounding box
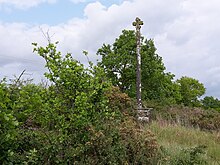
[1,41,220,164]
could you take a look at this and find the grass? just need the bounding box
[144,121,220,165]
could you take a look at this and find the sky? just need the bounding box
[0,0,220,98]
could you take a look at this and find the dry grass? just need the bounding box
[145,121,220,164]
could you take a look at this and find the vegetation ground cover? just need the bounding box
[1,29,220,164]
[147,121,220,164]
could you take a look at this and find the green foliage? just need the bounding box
[1,30,218,164]
[97,30,179,104]
[97,30,136,95]
[26,42,121,163]
[176,76,206,106]
[0,42,162,164]
[1,42,120,164]
[141,39,176,102]
[32,42,112,128]
[0,79,19,164]
[202,96,220,111]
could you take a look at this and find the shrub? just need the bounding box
[0,80,19,164]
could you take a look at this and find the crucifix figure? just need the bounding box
[133,17,143,111]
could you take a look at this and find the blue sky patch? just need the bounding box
[0,0,124,25]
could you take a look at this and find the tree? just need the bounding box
[97,30,177,103]
[202,96,220,111]
[176,76,206,106]
[97,30,136,95]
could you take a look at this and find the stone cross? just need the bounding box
[132,17,143,110]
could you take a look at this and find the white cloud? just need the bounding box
[0,0,56,10]
[0,22,47,81]
[1,0,220,97]
[154,0,220,97]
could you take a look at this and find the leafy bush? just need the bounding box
[0,79,19,164]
